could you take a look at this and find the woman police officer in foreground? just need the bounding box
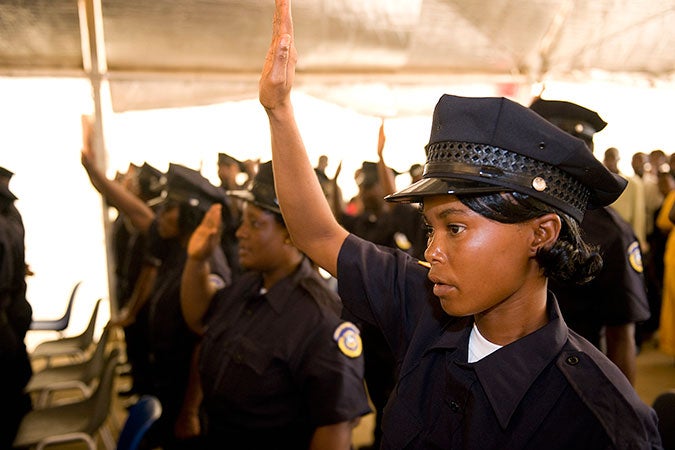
[257,0,661,448]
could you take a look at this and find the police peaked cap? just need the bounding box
[154,163,226,212]
[386,94,626,222]
[218,152,247,171]
[227,161,280,214]
[138,162,164,198]
[529,97,607,143]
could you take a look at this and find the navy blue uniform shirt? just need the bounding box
[200,257,370,449]
[337,234,661,449]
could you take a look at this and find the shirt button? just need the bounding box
[234,353,243,363]
[450,401,461,412]
[566,355,580,366]
[245,309,253,316]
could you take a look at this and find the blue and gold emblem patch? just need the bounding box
[333,322,362,358]
[628,241,643,273]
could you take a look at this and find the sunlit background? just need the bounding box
[2,75,674,350]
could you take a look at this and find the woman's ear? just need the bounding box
[529,213,561,256]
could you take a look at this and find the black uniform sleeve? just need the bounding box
[337,234,438,358]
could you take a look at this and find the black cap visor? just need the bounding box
[385,177,505,203]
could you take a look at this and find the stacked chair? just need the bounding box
[13,348,121,450]
[28,281,82,336]
[30,298,102,368]
[17,290,161,449]
[25,325,112,407]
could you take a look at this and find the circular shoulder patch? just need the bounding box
[333,322,362,358]
[627,241,643,273]
[394,232,412,251]
[207,274,227,290]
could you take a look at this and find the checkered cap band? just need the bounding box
[425,141,590,217]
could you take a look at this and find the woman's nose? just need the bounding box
[424,234,443,264]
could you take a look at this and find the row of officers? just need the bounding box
[88,94,660,448]
[2,96,666,448]
[1,8,668,443]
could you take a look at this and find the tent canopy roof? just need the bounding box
[2,0,674,112]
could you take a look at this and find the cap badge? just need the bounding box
[333,322,362,358]
[532,176,547,192]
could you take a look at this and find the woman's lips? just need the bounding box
[433,282,453,298]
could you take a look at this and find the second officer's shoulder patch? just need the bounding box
[333,322,362,358]
[627,241,643,273]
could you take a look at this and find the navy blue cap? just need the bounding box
[227,161,280,214]
[152,163,225,212]
[137,163,163,199]
[386,94,626,222]
[218,152,247,172]
[529,98,607,144]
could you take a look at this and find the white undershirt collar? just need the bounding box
[468,323,503,363]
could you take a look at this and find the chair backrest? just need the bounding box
[82,347,120,435]
[653,390,675,449]
[59,280,82,328]
[75,298,102,348]
[29,280,82,331]
[81,324,111,382]
[116,395,162,450]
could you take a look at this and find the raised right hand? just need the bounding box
[187,204,222,261]
[259,0,297,114]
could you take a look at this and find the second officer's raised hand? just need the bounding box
[259,0,297,113]
[187,203,223,262]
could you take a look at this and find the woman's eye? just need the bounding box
[448,224,464,235]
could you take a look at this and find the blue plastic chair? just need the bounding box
[116,395,162,450]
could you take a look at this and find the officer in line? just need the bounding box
[110,162,163,397]
[258,1,661,447]
[181,161,370,448]
[531,98,651,386]
[81,129,231,449]
[0,177,32,448]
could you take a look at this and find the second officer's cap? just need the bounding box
[226,161,280,214]
[529,97,607,145]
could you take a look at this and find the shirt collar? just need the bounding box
[261,257,313,314]
[472,293,568,429]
